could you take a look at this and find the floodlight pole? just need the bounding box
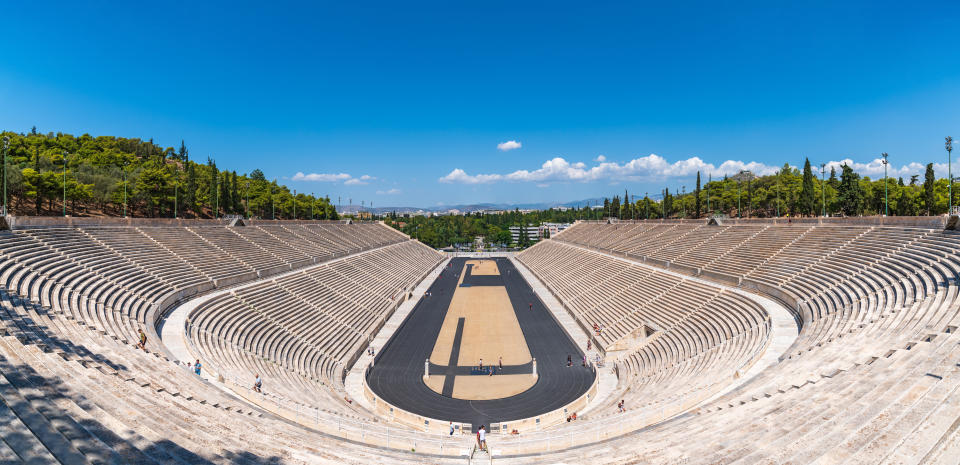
[2,136,8,216]
[311,192,315,220]
[214,171,219,219]
[122,166,127,218]
[293,190,297,219]
[174,181,178,219]
[947,137,954,214]
[272,180,276,220]
[245,182,250,219]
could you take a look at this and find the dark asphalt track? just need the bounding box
[366,257,594,431]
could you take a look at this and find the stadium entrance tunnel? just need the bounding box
[365,257,595,430]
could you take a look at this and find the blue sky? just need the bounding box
[1,1,959,207]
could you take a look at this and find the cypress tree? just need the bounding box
[800,158,816,216]
[694,172,702,218]
[924,163,936,215]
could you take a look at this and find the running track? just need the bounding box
[366,257,594,431]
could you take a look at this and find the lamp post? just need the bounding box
[2,136,8,216]
[681,185,686,218]
[706,173,711,216]
[775,170,781,218]
[122,164,127,218]
[293,190,297,219]
[820,163,826,217]
[737,179,743,218]
[947,137,954,214]
[174,180,178,219]
[881,153,889,216]
[62,151,67,217]
[311,192,314,220]
[214,171,220,219]
[245,182,250,219]
[662,188,666,219]
[645,192,649,219]
[271,180,276,220]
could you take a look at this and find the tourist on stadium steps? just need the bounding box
[137,329,147,351]
[194,359,202,376]
[253,374,262,393]
[567,355,572,367]
[498,357,502,372]
[449,422,455,436]
[478,425,487,451]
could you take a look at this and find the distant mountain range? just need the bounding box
[336,198,606,214]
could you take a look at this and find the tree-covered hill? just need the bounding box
[601,159,952,220]
[0,128,337,219]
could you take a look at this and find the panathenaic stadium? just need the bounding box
[2,215,960,465]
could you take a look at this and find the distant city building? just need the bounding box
[508,223,571,244]
[509,225,541,244]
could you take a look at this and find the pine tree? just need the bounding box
[231,171,241,214]
[838,164,863,216]
[185,162,197,217]
[178,140,188,162]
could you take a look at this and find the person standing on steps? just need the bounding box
[449,422,455,436]
[253,373,262,393]
[478,425,487,452]
[194,359,202,375]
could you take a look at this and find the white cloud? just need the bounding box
[497,140,522,151]
[344,174,375,185]
[438,168,505,184]
[439,154,780,184]
[594,155,606,162]
[822,158,946,179]
[292,172,352,182]
[438,154,951,186]
[292,172,376,185]
[376,188,401,195]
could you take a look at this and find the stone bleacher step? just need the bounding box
[0,364,115,465]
